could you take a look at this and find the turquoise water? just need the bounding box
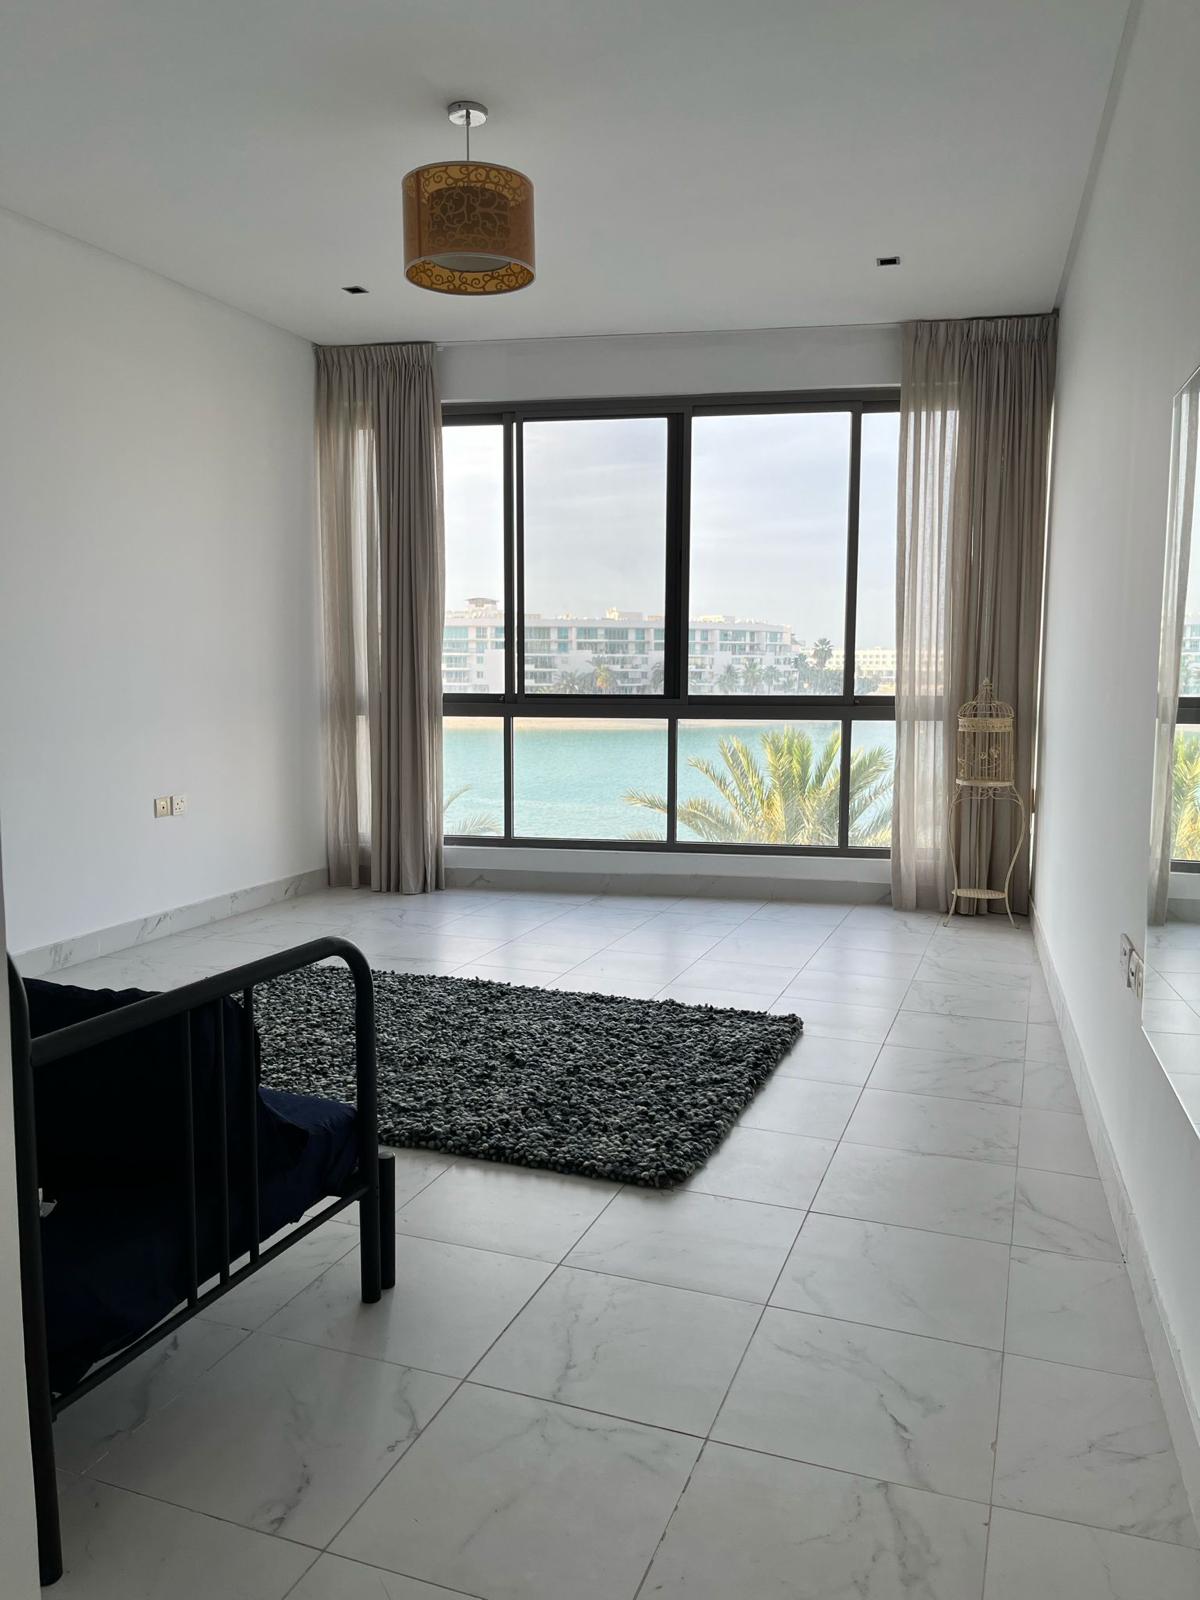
[443,719,895,843]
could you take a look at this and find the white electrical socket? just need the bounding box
[153,795,171,819]
[1129,948,1145,1001]
[170,794,188,816]
[1120,933,1145,998]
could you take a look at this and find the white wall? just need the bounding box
[439,322,901,404]
[1036,0,1200,1481]
[0,210,324,952]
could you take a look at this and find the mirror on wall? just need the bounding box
[1144,365,1200,1121]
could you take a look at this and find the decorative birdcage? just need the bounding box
[955,680,1015,788]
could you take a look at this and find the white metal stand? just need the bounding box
[946,780,1027,926]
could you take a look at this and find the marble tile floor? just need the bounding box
[36,888,1200,1598]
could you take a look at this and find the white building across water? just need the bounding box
[442,598,896,695]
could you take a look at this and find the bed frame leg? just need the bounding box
[359,1154,382,1305]
[378,1152,395,1292]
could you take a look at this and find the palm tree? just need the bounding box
[624,726,893,846]
[716,663,742,693]
[1173,733,1200,860]
[552,669,595,694]
[589,658,616,693]
[740,658,765,694]
[813,637,834,669]
[647,660,666,694]
[443,784,501,837]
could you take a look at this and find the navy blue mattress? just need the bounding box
[25,979,361,1394]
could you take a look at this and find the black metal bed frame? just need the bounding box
[8,937,396,1588]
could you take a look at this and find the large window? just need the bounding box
[442,391,899,855]
[1173,531,1200,865]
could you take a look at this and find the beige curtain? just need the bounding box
[893,315,1057,914]
[1149,371,1200,924]
[315,343,445,893]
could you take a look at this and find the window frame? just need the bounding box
[442,387,899,857]
[1172,701,1200,870]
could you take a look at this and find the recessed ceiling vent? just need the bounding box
[342,285,369,294]
[876,255,901,267]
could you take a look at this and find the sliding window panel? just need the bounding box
[443,424,506,695]
[443,717,505,837]
[676,719,844,845]
[521,418,668,695]
[856,411,901,694]
[513,718,668,840]
[848,719,895,848]
[1173,728,1200,862]
[689,413,851,696]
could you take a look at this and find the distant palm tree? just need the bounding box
[647,660,666,694]
[552,669,596,694]
[716,663,742,693]
[589,658,617,693]
[813,637,834,669]
[625,726,893,846]
[740,658,765,694]
[1173,733,1200,860]
[443,784,501,836]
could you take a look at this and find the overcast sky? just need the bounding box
[444,410,899,649]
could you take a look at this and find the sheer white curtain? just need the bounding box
[315,343,445,893]
[1149,371,1200,924]
[893,316,1057,914]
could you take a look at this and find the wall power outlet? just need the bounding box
[1120,933,1145,999]
[170,794,188,816]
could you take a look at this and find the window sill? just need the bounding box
[445,842,891,894]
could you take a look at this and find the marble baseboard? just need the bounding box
[1031,898,1200,1528]
[14,868,328,978]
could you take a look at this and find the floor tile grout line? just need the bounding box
[312,1170,636,1558]
[77,1466,330,1553]
[625,1156,824,1600]
[980,950,1035,1600]
[282,1548,487,1600]
[88,1372,1193,1581]
[276,1549,325,1600]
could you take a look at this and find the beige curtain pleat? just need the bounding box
[893,315,1057,915]
[315,343,445,894]
[1149,375,1200,925]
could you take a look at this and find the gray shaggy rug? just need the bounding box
[253,965,803,1187]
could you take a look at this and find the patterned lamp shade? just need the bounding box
[403,162,535,295]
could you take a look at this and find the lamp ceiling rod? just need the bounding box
[447,99,488,165]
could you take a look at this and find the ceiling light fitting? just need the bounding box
[403,101,535,296]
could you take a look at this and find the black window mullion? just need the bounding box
[838,716,852,850]
[512,416,525,700]
[666,717,678,845]
[503,710,514,841]
[843,407,862,701]
[666,408,691,703]
[503,413,517,701]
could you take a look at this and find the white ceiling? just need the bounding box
[0,0,1129,344]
